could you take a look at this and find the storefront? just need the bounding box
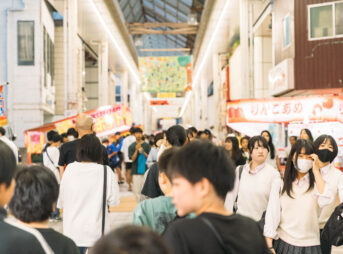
[24,105,133,164]
[226,96,343,170]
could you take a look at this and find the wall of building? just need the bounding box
[7,0,43,147]
[54,25,65,115]
[294,0,343,90]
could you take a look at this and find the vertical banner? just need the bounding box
[0,86,8,126]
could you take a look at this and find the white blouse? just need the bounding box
[267,173,334,239]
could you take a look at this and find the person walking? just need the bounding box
[121,127,136,191]
[129,128,150,202]
[57,135,120,254]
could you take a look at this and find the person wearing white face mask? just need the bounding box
[266,139,334,254]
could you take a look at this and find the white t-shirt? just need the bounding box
[121,135,136,162]
[0,136,18,163]
[43,146,60,184]
[57,162,120,247]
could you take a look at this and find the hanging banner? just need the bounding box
[139,56,192,93]
[227,96,343,124]
[0,86,8,126]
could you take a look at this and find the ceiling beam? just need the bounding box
[129,27,198,35]
[140,48,191,52]
[127,22,198,29]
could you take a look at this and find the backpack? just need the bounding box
[321,202,343,247]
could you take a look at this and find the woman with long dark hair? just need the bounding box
[224,136,246,166]
[261,130,281,171]
[267,139,333,254]
[300,128,314,142]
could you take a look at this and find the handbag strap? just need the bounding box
[200,217,226,251]
[4,217,54,254]
[233,165,244,212]
[102,165,107,235]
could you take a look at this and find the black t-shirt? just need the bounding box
[163,213,269,254]
[58,139,109,166]
[141,163,164,198]
[0,208,79,254]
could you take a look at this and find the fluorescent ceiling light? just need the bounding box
[88,0,140,84]
[179,0,231,117]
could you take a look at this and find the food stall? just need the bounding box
[24,105,133,164]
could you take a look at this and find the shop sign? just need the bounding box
[25,131,45,154]
[227,96,343,124]
[55,105,133,137]
[0,86,8,126]
[269,58,294,95]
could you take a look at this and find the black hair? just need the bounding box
[261,130,275,159]
[167,140,236,200]
[203,129,212,139]
[61,133,68,138]
[300,128,313,142]
[67,128,79,138]
[290,136,297,140]
[240,136,250,145]
[102,139,109,143]
[76,134,103,164]
[115,132,121,136]
[154,132,164,146]
[52,134,62,143]
[282,139,315,198]
[0,127,5,136]
[166,125,187,147]
[248,136,269,154]
[90,225,170,254]
[225,136,241,164]
[187,127,198,138]
[313,135,338,162]
[47,130,57,142]
[133,127,143,134]
[129,127,135,134]
[158,147,179,174]
[0,140,17,187]
[9,165,59,223]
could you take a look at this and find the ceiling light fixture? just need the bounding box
[179,0,231,117]
[88,0,140,84]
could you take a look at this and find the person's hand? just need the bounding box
[269,247,276,254]
[310,153,320,171]
[136,143,141,150]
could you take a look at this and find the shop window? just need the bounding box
[309,1,343,40]
[283,15,291,48]
[115,85,121,103]
[17,21,35,65]
[43,26,54,87]
[336,2,343,35]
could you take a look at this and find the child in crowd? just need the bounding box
[163,140,269,254]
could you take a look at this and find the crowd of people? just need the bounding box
[0,116,343,254]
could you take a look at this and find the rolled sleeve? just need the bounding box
[263,174,281,239]
[315,182,334,208]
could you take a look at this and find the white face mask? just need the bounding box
[68,135,75,141]
[296,159,313,173]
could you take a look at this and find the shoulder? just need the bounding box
[39,229,78,253]
[0,221,44,252]
[264,164,280,176]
